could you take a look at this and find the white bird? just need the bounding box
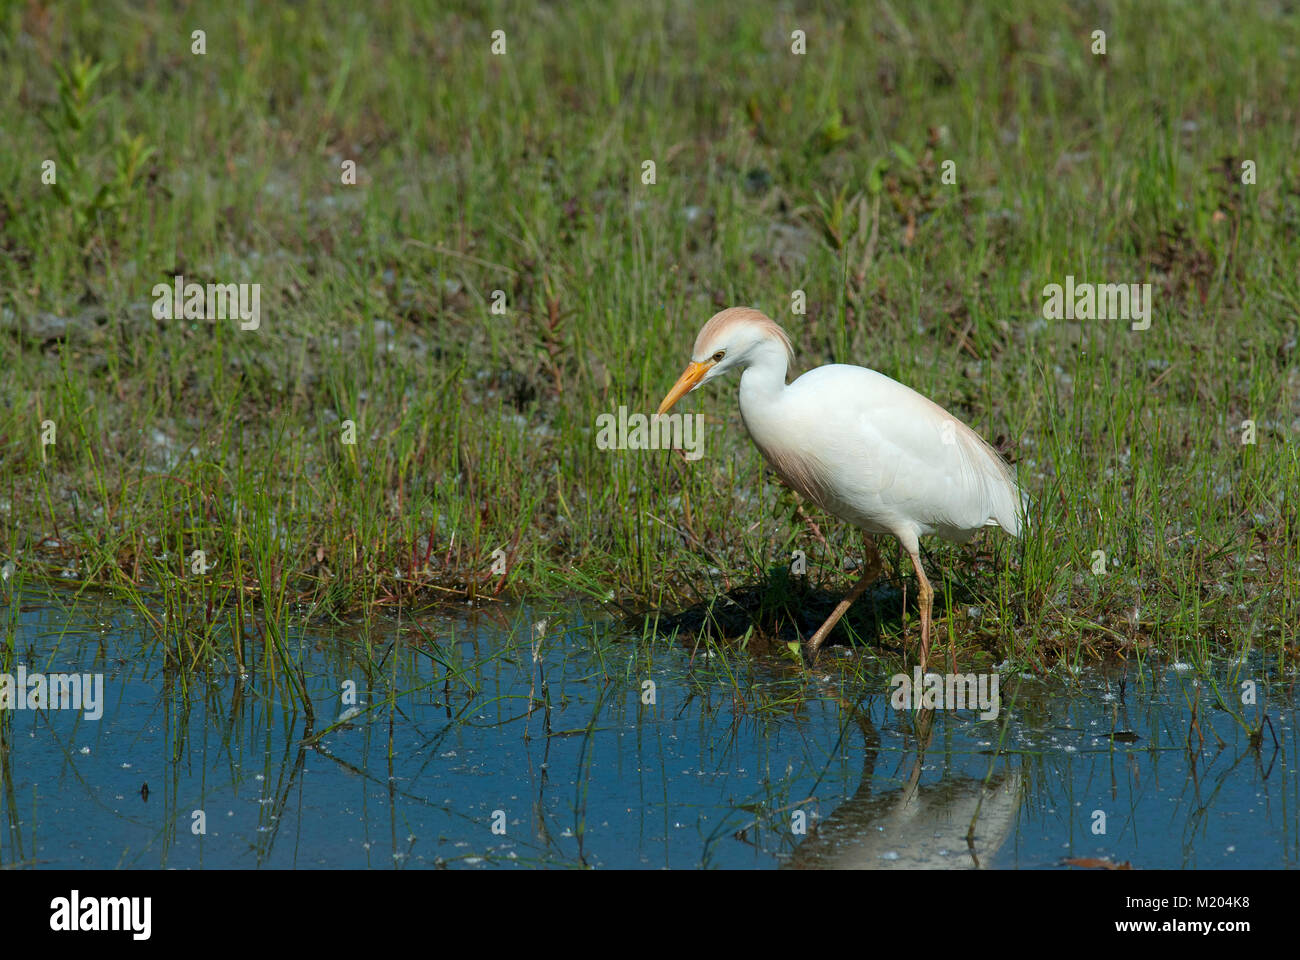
[656,307,1026,668]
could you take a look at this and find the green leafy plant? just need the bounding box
[40,53,154,248]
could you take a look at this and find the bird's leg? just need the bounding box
[804,537,884,660]
[944,568,955,674]
[906,549,935,673]
[804,572,874,659]
[860,534,884,581]
[790,491,832,553]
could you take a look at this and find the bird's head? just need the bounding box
[656,307,794,415]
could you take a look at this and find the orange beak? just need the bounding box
[657,360,714,415]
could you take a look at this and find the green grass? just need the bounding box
[1,0,1297,671]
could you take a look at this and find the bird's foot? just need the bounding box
[803,625,831,663]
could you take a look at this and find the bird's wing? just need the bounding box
[789,366,1025,540]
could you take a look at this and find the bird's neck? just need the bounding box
[737,343,789,410]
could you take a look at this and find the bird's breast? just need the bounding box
[739,398,838,510]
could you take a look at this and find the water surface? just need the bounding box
[1,593,1294,868]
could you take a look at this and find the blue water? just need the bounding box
[1,592,1294,868]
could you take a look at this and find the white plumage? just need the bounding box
[657,307,1026,667]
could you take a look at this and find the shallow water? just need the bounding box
[1,592,1295,868]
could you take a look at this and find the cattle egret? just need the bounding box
[657,307,1026,668]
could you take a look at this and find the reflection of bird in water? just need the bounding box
[788,708,1023,870]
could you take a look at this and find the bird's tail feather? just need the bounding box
[964,431,1028,538]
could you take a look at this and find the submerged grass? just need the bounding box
[1,1,1298,670]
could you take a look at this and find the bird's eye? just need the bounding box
[711,351,726,362]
